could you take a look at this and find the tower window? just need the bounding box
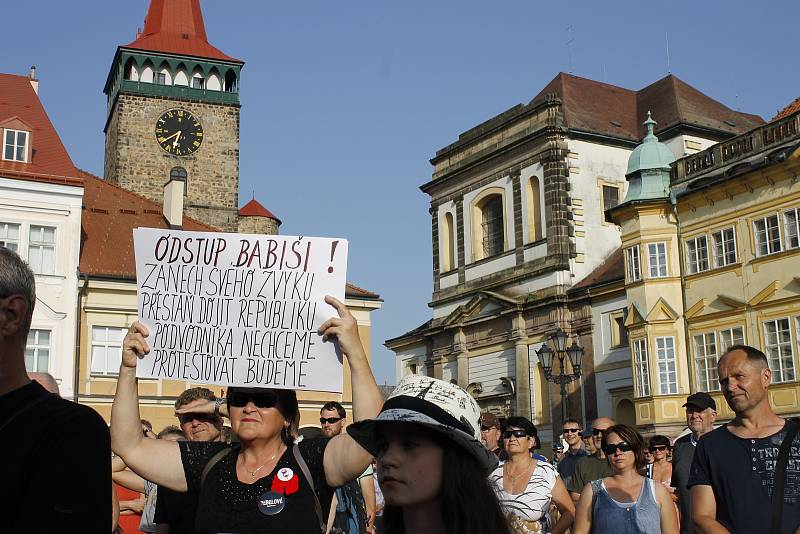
[192,77,205,89]
[480,195,504,258]
[3,129,29,162]
[155,72,167,85]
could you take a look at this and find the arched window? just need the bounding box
[442,212,455,271]
[479,194,504,258]
[156,62,171,85]
[174,64,189,86]
[191,67,205,89]
[140,60,154,83]
[207,68,222,91]
[224,70,238,92]
[123,58,138,81]
[527,177,543,242]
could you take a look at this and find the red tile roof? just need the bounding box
[124,0,242,63]
[79,169,216,278]
[572,248,624,290]
[530,73,764,141]
[774,97,800,121]
[239,198,281,223]
[344,282,380,300]
[0,74,80,185]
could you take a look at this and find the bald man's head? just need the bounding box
[28,372,59,395]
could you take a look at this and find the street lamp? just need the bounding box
[536,328,584,424]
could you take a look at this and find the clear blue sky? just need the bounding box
[4,0,797,385]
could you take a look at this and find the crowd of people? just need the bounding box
[2,247,799,534]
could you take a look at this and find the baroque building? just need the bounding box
[388,72,762,443]
[608,105,800,435]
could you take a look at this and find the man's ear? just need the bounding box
[0,295,29,338]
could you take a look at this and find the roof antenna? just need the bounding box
[252,190,255,201]
[565,26,575,74]
[665,32,671,74]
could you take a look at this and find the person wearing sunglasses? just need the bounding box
[489,417,575,533]
[557,418,587,487]
[573,424,678,534]
[480,412,503,457]
[566,417,615,503]
[111,295,383,534]
[647,435,674,491]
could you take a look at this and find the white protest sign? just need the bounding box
[133,228,348,392]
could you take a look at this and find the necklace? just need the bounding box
[244,447,282,477]
[506,457,534,482]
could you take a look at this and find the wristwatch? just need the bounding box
[214,397,225,417]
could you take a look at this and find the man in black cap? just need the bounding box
[671,391,716,534]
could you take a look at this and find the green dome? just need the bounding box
[626,112,675,176]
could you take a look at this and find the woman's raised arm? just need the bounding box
[110,321,187,491]
[318,296,383,487]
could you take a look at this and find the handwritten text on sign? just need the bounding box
[133,228,348,392]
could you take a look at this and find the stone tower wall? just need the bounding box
[104,93,240,231]
[238,216,279,236]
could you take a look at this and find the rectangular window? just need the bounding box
[784,208,800,250]
[753,215,782,256]
[155,72,167,85]
[192,77,205,89]
[711,227,737,267]
[602,185,620,212]
[28,225,56,275]
[648,242,668,278]
[626,246,641,282]
[3,129,28,162]
[693,333,719,392]
[656,337,678,394]
[632,338,651,397]
[25,329,50,372]
[609,310,628,348]
[718,326,745,352]
[91,326,125,376]
[0,222,20,252]
[763,318,795,383]
[685,235,709,274]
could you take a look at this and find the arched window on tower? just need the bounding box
[207,68,221,91]
[156,62,171,85]
[475,194,505,260]
[442,212,456,272]
[174,64,189,86]
[140,60,154,83]
[526,176,543,242]
[191,67,205,89]
[224,70,238,92]
[123,57,138,81]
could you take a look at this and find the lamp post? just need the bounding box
[536,328,584,425]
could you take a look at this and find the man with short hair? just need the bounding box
[580,428,596,455]
[321,401,376,534]
[154,387,224,533]
[557,417,587,486]
[0,248,111,532]
[566,416,615,502]
[480,412,503,457]
[690,345,800,534]
[671,391,716,534]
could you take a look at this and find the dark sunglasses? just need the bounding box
[592,428,606,436]
[562,428,580,434]
[502,429,528,439]
[320,417,343,425]
[481,425,498,432]
[603,442,633,456]
[177,412,218,425]
[228,390,280,409]
[649,445,668,452]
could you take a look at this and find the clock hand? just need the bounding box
[162,131,180,143]
[172,131,182,148]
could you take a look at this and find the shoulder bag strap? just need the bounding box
[200,446,233,490]
[0,391,54,434]
[771,419,800,534]
[293,443,326,534]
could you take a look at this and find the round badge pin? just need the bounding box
[277,467,294,482]
[257,491,285,515]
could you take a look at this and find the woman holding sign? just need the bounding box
[110,296,383,534]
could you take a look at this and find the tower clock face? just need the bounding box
[155,108,203,156]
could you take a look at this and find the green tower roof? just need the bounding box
[626,111,675,176]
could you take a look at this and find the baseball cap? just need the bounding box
[683,391,716,411]
[579,429,593,439]
[347,375,498,473]
[481,412,500,430]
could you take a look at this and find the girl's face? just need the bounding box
[375,422,444,508]
[604,432,636,472]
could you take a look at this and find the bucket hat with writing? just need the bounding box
[347,374,498,473]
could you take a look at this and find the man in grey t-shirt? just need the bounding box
[671,392,716,534]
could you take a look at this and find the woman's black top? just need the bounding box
[180,438,332,534]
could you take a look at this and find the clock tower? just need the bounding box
[103,0,243,231]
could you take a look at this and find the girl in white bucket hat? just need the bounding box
[347,374,512,534]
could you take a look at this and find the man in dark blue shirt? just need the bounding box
[556,417,586,486]
[689,345,800,534]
